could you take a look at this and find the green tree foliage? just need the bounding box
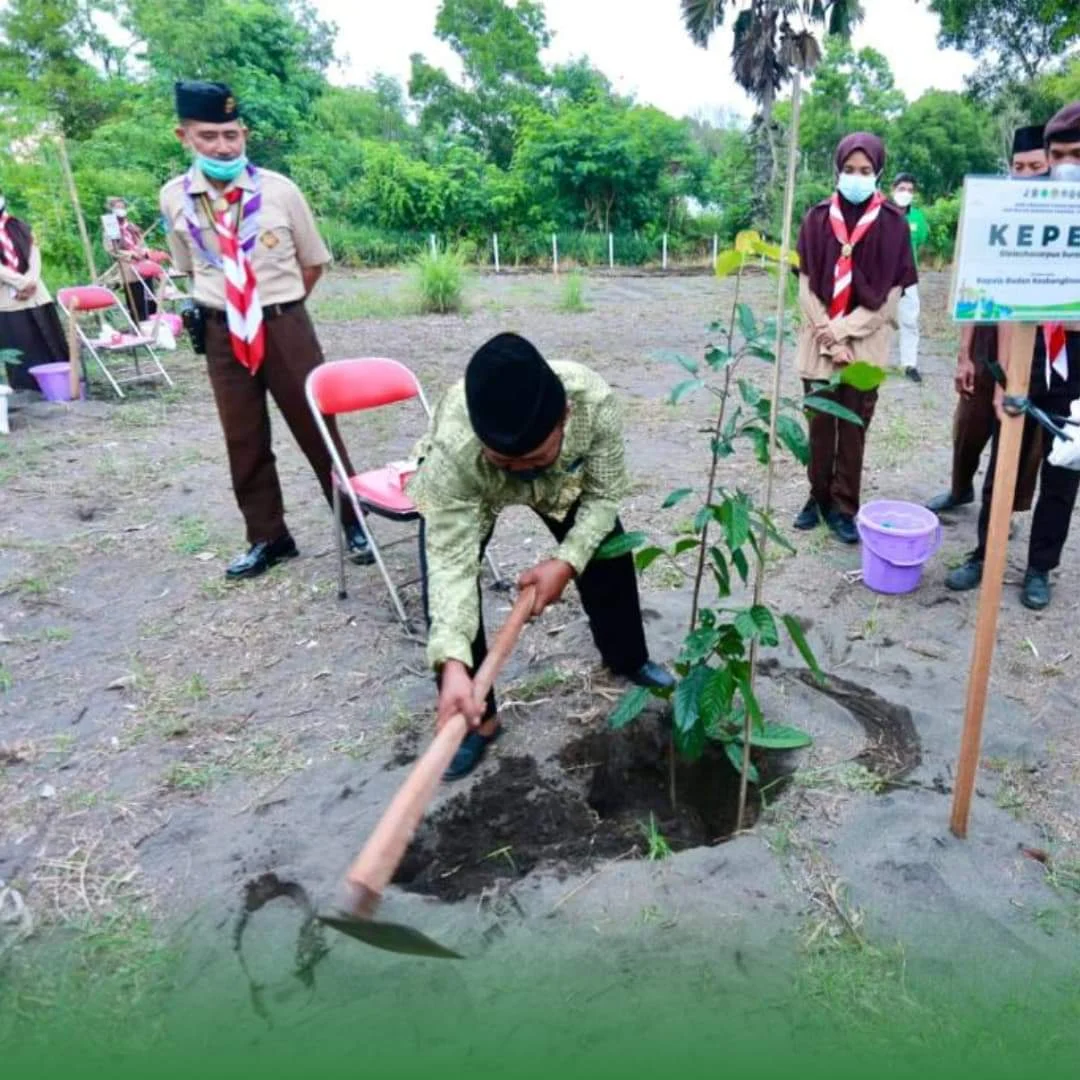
[926,0,1080,98]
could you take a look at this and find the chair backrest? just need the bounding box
[307,358,428,418]
[57,285,117,313]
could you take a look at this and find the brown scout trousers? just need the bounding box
[803,381,878,517]
[949,360,1041,511]
[204,304,358,544]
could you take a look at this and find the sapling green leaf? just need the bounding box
[682,627,722,664]
[674,353,700,375]
[835,361,886,392]
[804,395,865,426]
[738,379,762,407]
[662,488,694,509]
[731,548,750,584]
[743,426,770,463]
[781,615,824,682]
[634,546,666,572]
[735,667,764,733]
[744,723,813,750]
[775,414,810,465]
[674,667,707,736]
[594,531,647,560]
[609,686,651,729]
[671,378,705,404]
[736,302,757,341]
[700,665,735,724]
[674,536,700,556]
[724,740,760,784]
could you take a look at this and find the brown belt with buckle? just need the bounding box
[200,299,304,324]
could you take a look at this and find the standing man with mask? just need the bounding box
[890,172,929,383]
[409,332,674,780]
[925,125,1048,515]
[946,103,1080,610]
[160,81,373,580]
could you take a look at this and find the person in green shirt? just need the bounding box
[891,172,929,384]
[408,332,674,780]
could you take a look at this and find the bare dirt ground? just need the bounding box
[2,269,1079,1036]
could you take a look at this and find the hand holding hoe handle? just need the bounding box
[344,586,537,916]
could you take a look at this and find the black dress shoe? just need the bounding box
[225,534,299,580]
[826,511,859,545]
[905,367,922,384]
[926,488,974,514]
[794,498,823,531]
[443,725,502,781]
[630,661,675,691]
[1021,569,1051,611]
[345,524,375,566]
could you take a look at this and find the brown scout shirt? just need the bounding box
[0,242,55,313]
[159,165,331,310]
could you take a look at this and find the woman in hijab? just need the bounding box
[793,132,918,544]
[0,192,69,392]
[104,196,157,322]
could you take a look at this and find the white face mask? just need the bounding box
[838,173,878,205]
[892,190,913,208]
[1051,163,1080,182]
[114,207,127,218]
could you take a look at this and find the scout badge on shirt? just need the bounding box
[261,231,280,249]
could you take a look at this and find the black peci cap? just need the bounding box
[1012,124,1046,155]
[175,80,240,123]
[465,333,566,457]
[893,172,916,187]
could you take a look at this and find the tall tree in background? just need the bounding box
[926,0,1080,99]
[410,0,551,169]
[680,1,864,229]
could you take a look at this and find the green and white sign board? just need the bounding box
[951,175,1080,323]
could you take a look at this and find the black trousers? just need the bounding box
[419,502,650,720]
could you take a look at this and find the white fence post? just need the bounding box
[662,232,668,271]
[712,233,718,270]
[608,232,614,269]
[429,233,437,256]
[493,233,500,273]
[552,233,559,276]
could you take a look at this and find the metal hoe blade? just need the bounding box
[318,911,463,960]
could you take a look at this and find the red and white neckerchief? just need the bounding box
[0,214,20,271]
[827,192,886,318]
[1044,323,1068,386]
[212,187,265,375]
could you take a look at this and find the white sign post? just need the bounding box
[949,175,1080,838]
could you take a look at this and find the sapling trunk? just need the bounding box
[739,70,804,834]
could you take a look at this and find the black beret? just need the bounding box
[893,172,916,187]
[1012,124,1046,154]
[175,80,240,123]
[465,333,566,457]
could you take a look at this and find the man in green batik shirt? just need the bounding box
[408,332,673,780]
[891,172,930,383]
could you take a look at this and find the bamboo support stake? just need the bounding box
[740,67,803,832]
[552,234,559,276]
[66,298,81,400]
[56,130,96,280]
[950,322,1036,838]
[493,233,500,273]
[608,232,614,269]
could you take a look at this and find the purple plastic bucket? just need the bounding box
[856,500,942,595]
[29,362,78,402]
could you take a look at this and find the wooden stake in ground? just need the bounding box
[739,68,803,832]
[66,297,81,400]
[949,323,1036,838]
[55,130,97,281]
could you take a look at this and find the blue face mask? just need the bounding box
[197,154,248,183]
[837,173,877,205]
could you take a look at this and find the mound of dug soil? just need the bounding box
[393,721,762,902]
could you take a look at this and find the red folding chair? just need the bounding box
[306,357,503,628]
[57,285,173,398]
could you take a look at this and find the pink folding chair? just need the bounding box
[57,285,173,398]
[306,357,502,628]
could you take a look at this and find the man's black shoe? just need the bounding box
[826,510,859,545]
[225,534,299,580]
[444,726,502,781]
[1021,569,1051,611]
[926,488,974,514]
[794,498,823,531]
[345,524,376,566]
[630,661,675,691]
[945,556,983,592]
[905,367,922,384]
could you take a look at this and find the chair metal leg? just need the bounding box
[333,483,347,600]
[365,530,411,628]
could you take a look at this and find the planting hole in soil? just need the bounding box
[392,719,768,903]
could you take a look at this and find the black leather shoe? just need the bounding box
[1021,569,1051,611]
[945,557,983,592]
[443,726,502,782]
[345,524,375,566]
[826,511,859,545]
[794,498,823,531]
[630,661,676,691]
[927,488,975,514]
[225,534,299,580]
[905,367,922,384]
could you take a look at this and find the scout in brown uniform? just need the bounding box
[925,125,1049,516]
[160,81,373,579]
[104,196,156,323]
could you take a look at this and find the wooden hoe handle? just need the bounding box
[344,586,536,915]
